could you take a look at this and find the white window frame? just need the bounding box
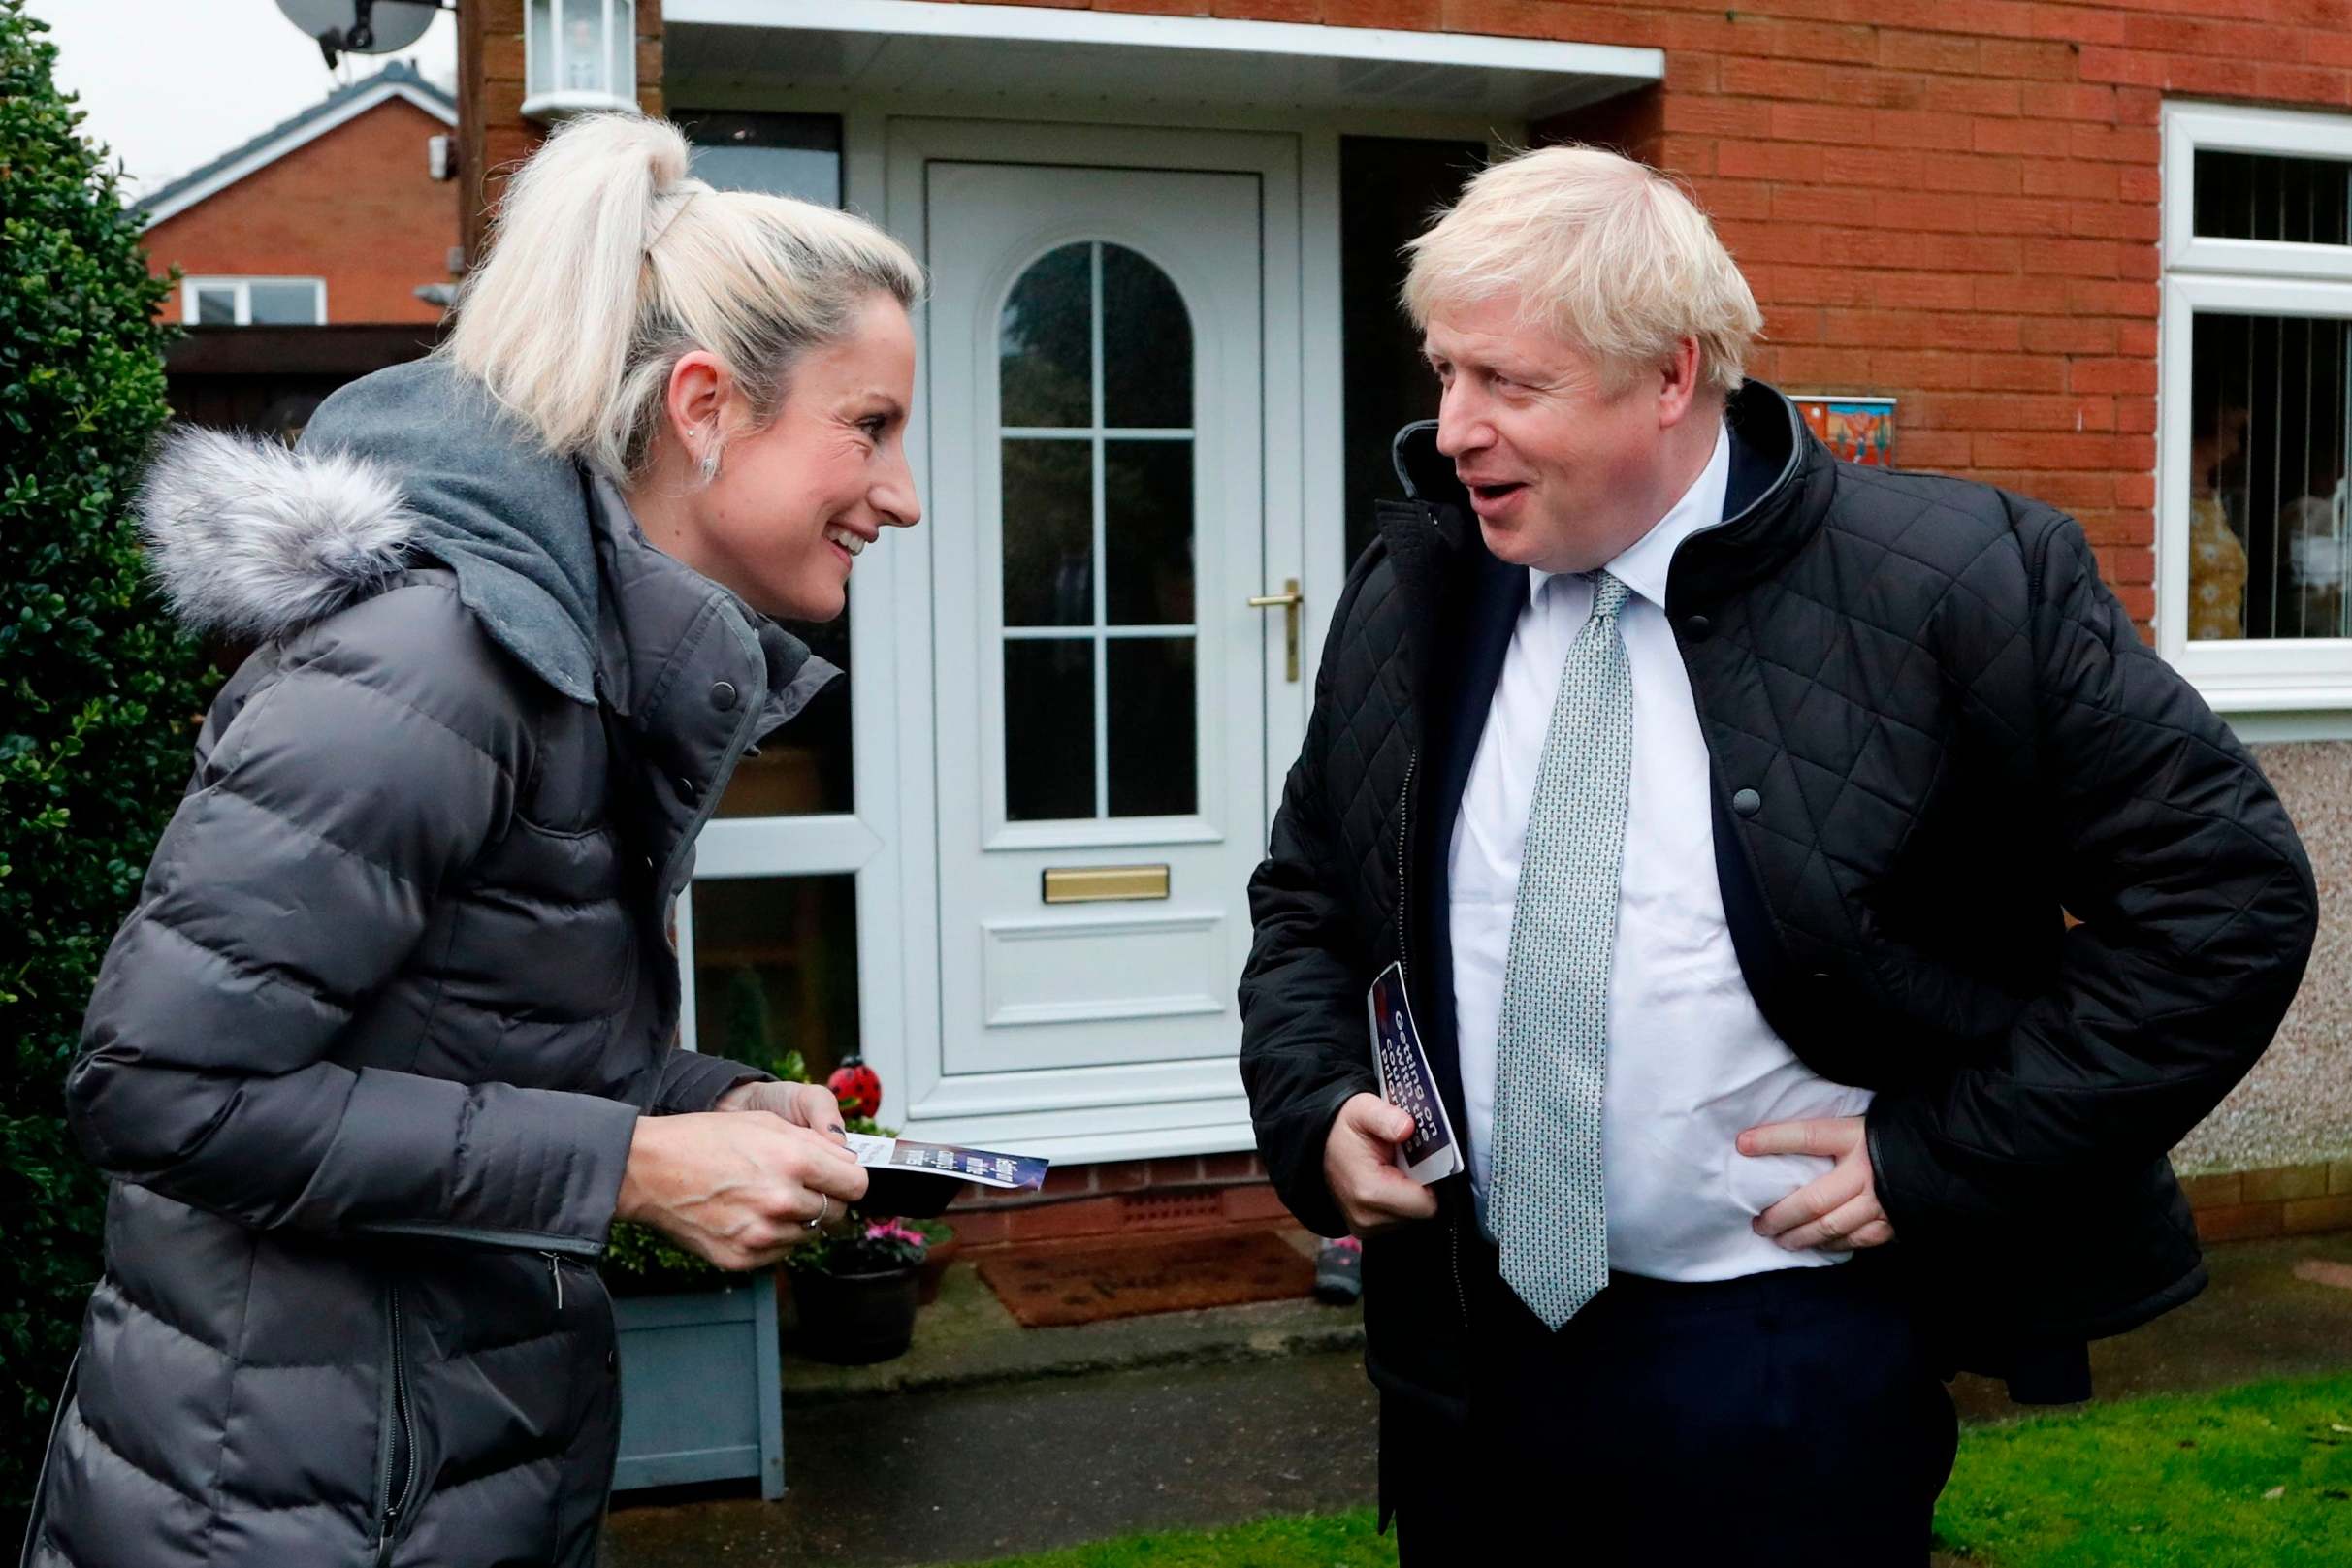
[2163,102,2352,284]
[180,276,328,327]
[2159,103,2352,720]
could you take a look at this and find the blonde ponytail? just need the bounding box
[440,112,922,479]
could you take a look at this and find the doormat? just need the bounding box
[977,1229,1314,1328]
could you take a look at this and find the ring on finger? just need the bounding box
[806,1194,829,1232]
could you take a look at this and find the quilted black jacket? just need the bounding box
[1239,381,2317,1429]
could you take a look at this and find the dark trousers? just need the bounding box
[1394,1251,1958,1565]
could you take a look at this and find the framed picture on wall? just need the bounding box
[1795,396,1897,468]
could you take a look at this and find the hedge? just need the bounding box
[0,0,212,1517]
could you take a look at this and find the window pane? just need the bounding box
[1107,638,1195,816]
[2186,311,2352,642]
[2194,150,2352,246]
[527,0,556,97]
[1002,437,1094,627]
[1340,138,1489,565]
[690,875,859,1085]
[679,110,841,207]
[1005,639,1095,820]
[714,611,853,817]
[607,0,637,97]
[1104,439,1193,626]
[247,281,320,324]
[1001,244,1093,429]
[1101,244,1191,430]
[194,287,236,325]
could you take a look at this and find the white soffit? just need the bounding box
[664,0,1662,120]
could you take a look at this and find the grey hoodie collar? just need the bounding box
[137,357,837,731]
[586,475,840,740]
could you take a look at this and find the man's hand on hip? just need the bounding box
[1739,1115,1895,1252]
[1324,1092,1440,1236]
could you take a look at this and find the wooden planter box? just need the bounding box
[609,1272,785,1500]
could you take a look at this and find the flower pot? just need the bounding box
[609,1274,785,1499]
[790,1265,920,1363]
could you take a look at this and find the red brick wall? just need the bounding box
[945,1153,1292,1249]
[144,96,456,326]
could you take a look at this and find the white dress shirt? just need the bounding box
[1448,423,1873,1281]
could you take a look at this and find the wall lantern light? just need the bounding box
[522,0,637,123]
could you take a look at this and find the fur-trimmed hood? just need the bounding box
[140,358,609,702]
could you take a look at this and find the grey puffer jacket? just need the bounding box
[26,360,832,1568]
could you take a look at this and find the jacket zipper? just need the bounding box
[1394,751,1417,988]
[355,1220,603,1258]
[1394,745,1469,1331]
[375,1285,417,1567]
[1447,1208,1469,1330]
[543,1251,566,1312]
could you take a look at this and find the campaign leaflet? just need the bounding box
[1366,961,1463,1183]
[842,1132,1049,1193]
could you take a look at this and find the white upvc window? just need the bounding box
[2159,105,2352,720]
[181,276,328,327]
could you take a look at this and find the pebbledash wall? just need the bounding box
[457,0,2352,1250]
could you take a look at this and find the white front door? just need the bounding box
[900,121,1301,1154]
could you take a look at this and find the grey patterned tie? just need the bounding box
[1490,570,1633,1331]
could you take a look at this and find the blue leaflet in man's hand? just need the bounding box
[1367,961,1463,1183]
[844,1132,1050,1193]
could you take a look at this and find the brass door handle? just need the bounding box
[1249,578,1304,682]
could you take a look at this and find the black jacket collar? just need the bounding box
[1384,379,1828,613]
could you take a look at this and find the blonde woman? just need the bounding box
[27,114,920,1568]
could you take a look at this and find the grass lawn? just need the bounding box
[943,1373,2352,1568]
[1934,1371,2352,1566]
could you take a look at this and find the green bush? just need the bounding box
[0,0,210,1516]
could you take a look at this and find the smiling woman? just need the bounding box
[27,112,930,1568]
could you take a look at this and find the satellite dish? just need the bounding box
[274,1,440,66]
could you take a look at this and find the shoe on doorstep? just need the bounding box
[1314,1234,1363,1304]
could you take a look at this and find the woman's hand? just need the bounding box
[616,1110,870,1270]
[714,1078,851,1139]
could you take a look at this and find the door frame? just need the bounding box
[671,88,1515,1161]
[881,118,1299,1156]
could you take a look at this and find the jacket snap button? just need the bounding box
[708,680,739,711]
[1811,971,1834,985]
[676,776,699,802]
[1684,614,1712,640]
[1732,787,1761,816]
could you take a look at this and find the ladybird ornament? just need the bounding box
[827,1055,883,1121]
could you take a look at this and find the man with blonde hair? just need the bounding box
[1240,144,2314,1561]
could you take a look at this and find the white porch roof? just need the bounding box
[664,0,1662,121]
